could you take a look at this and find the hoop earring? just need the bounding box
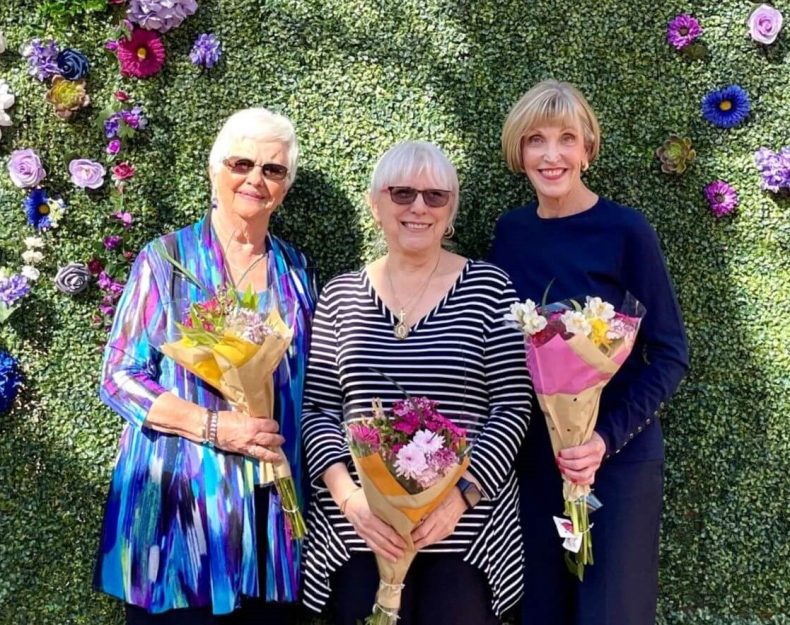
[443,224,455,239]
[582,161,589,172]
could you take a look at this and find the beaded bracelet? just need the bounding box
[204,409,219,447]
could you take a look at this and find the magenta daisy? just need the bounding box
[704,180,739,217]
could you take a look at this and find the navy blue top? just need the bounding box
[489,196,689,462]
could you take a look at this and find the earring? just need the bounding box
[443,224,455,239]
[582,161,589,172]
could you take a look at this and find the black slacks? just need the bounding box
[329,551,499,625]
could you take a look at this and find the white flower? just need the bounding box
[606,318,630,341]
[0,32,7,55]
[412,429,444,454]
[394,442,428,481]
[0,79,14,140]
[24,236,44,249]
[22,250,44,265]
[47,198,66,227]
[21,265,40,281]
[583,296,615,321]
[561,310,591,336]
[0,267,10,280]
[506,299,548,335]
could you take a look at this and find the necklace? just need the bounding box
[225,252,268,290]
[386,253,442,340]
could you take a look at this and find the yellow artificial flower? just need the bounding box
[589,317,612,349]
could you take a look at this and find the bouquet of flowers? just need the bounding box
[346,395,470,625]
[157,254,306,539]
[507,294,644,580]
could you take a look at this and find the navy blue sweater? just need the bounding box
[489,196,689,462]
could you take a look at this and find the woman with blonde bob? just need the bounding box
[489,80,689,625]
[301,140,532,625]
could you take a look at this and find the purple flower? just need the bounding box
[99,303,116,317]
[8,149,46,189]
[667,14,702,50]
[104,114,120,139]
[69,158,106,189]
[120,106,148,130]
[127,0,198,33]
[103,235,123,250]
[704,181,739,217]
[755,147,790,192]
[107,139,122,155]
[112,211,134,228]
[105,40,119,52]
[748,4,784,45]
[97,271,113,290]
[21,38,60,81]
[190,33,222,69]
[0,274,30,306]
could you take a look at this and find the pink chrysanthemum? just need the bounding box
[116,28,166,78]
[667,14,702,50]
[704,180,739,217]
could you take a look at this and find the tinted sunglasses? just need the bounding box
[223,157,288,181]
[387,186,452,208]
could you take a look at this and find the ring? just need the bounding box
[248,445,257,457]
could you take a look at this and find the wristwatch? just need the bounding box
[456,477,482,509]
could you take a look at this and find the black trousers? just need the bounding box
[329,552,499,625]
[125,487,299,625]
[520,456,664,625]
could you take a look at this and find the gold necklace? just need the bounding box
[386,254,442,340]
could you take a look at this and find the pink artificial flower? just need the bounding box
[394,443,428,481]
[114,90,129,101]
[349,424,381,449]
[107,139,122,155]
[111,161,136,181]
[116,28,166,78]
[87,257,104,275]
[112,211,134,228]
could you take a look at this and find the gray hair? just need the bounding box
[369,141,460,224]
[208,107,299,187]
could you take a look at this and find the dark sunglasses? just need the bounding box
[223,157,289,181]
[387,186,452,208]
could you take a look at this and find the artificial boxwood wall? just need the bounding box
[0,1,788,624]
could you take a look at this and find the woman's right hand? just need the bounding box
[344,490,406,563]
[215,411,284,463]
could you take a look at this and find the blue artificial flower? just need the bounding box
[189,33,222,69]
[0,351,23,414]
[56,48,90,80]
[23,188,53,230]
[702,85,750,129]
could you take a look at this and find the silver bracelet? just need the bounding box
[205,409,219,447]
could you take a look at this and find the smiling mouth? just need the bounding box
[239,191,265,200]
[402,222,432,231]
[539,168,566,180]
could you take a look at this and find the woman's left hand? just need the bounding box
[557,432,607,485]
[412,488,467,550]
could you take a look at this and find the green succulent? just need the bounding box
[656,135,696,174]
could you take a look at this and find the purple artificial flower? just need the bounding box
[704,181,739,217]
[120,106,148,130]
[190,33,222,69]
[105,40,119,52]
[103,235,123,250]
[97,271,113,290]
[69,158,106,189]
[349,423,381,450]
[127,0,198,33]
[99,303,116,317]
[112,211,134,228]
[8,149,46,189]
[104,114,120,139]
[0,274,30,306]
[667,14,702,50]
[754,147,790,192]
[21,38,60,81]
[748,4,784,45]
[107,139,122,155]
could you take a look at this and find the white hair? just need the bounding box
[369,141,460,224]
[208,107,299,187]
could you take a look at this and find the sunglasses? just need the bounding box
[223,157,289,181]
[387,186,452,208]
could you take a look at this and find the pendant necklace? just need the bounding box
[386,253,442,340]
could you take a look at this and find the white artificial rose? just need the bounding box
[24,236,44,249]
[22,250,44,265]
[21,265,40,281]
[0,32,7,55]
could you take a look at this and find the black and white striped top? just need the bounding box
[301,260,532,617]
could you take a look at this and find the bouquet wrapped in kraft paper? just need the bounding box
[508,294,644,580]
[347,397,470,625]
[159,287,306,538]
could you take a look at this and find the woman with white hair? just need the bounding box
[94,107,316,624]
[301,141,532,625]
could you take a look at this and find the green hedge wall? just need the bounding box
[1,1,788,623]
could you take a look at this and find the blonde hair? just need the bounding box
[208,107,299,187]
[369,141,460,224]
[501,80,601,173]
